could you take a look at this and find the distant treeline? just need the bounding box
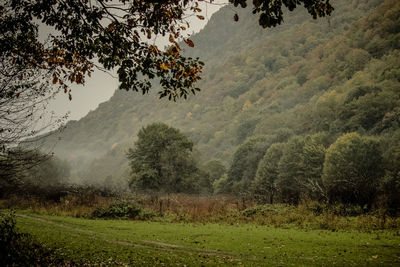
[125,123,399,214]
[215,131,399,212]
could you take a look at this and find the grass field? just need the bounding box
[11,210,400,266]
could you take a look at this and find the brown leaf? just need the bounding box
[197,15,205,20]
[185,39,194,47]
[234,14,239,21]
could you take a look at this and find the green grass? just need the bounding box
[12,211,400,266]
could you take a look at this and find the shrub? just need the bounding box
[91,202,143,219]
[0,212,61,266]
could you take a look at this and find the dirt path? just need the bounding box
[16,213,238,260]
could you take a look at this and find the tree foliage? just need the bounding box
[276,136,306,204]
[225,136,270,194]
[2,0,205,100]
[0,47,64,166]
[1,0,334,101]
[0,149,69,197]
[252,142,285,203]
[322,132,384,206]
[202,159,226,182]
[230,0,333,28]
[127,122,205,193]
[380,130,400,213]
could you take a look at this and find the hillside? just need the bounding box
[43,0,399,187]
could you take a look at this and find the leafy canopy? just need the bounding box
[230,0,334,28]
[322,132,383,205]
[2,0,334,100]
[127,122,198,193]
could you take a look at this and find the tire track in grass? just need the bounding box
[16,213,240,260]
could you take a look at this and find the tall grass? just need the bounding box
[0,193,113,217]
[1,193,399,232]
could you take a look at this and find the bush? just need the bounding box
[91,202,143,219]
[242,204,295,217]
[0,212,61,266]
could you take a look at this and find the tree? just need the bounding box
[0,53,64,184]
[322,132,384,206]
[298,132,331,201]
[127,122,201,193]
[202,159,226,182]
[275,136,305,204]
[0,56,55,150]
[2,0,334,101]
[0,148,50,196]
[230,0,333,28]
[274,133,329,204]
[226,135,270,194]
[380,130,400,214]
[252,142,285,204]
[21,155,70,187]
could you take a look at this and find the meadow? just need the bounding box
[11,211,400,266]
[1,194,399,266]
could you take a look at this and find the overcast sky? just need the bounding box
[47,1,225,122]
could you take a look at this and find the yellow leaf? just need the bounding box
[160,63,169,71]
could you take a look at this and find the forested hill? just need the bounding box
[44,0,400,186]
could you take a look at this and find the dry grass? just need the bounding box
[135,194,251,221]
[0,194,112,217]
[1,193,399,232]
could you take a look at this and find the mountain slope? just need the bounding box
[43,0,400,186]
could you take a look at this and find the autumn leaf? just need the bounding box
[234,14,239,21]
[184,39,194,47]
[196,15,205,20]
[149,45,159,55]
[107,23,116,31]
[159,63,169,71]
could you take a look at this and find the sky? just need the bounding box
[46,1,225,122]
